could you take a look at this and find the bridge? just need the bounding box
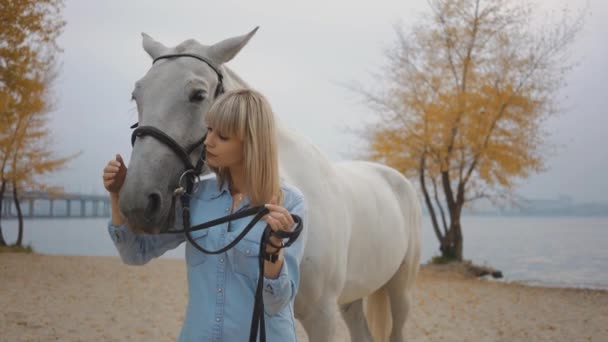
[1,191,111,219]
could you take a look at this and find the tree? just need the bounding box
[6,71,75,246]
[0,0,71,246]
[357,0,585,261]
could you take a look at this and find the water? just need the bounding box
[420,216,608,290]
[2,216,607,290]
[0,218,186,259]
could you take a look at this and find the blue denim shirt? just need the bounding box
[107,176,307,341]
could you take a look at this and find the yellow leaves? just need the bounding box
[0,0,70,192]
[362,0,579,204]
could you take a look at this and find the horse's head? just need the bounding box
[119,28,258,234]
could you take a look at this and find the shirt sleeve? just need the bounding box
[108,220,185,265]
[262,193,308,316]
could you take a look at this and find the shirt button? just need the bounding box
[225,208,229,212]
[216,317,221,322]
[245,249,250,255]
[218,288,223,293]
[219,258,224,263]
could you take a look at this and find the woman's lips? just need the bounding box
[206,151,217,158]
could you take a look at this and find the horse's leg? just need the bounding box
[385,273,410,341]
[386,171,421,342]
[340,299,373,342]
[298,297,345,342]
[385,247,420,342]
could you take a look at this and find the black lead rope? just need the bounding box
[170,177,303,342]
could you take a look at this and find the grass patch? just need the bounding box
[429,254,459,265]
[0,244,34,253]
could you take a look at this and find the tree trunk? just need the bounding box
[420,154,444,244]
[0,179,7,246]
[440,207,464,261]
[13,182,23,246]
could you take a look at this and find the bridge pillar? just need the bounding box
[28,199,34,217]
[67,200,71,217]
[50,199,54,217]
[93,200,99,217]
[80,200,85,217]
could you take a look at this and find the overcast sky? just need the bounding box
[43,0,607,203]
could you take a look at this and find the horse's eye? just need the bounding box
[189,89,207,103]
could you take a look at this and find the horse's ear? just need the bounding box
[208,27,259,64]
[142,32,169,60]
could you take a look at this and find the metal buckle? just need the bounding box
[173,169,201,197]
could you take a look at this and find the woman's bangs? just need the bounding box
[206,100,245,139]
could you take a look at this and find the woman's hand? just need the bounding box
[103,154,127,195]
[263,196,295,253]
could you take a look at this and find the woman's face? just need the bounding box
[203,126,244,168]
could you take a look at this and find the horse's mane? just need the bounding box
[217,59,335,173]
[221,65,250,90]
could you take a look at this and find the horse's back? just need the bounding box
[332,160,417,303]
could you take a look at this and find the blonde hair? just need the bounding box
[205,88,283,206]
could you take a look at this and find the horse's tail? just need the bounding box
[399,175,422,291]
[366,173,422,341]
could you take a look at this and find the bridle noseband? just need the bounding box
[128,53,303,342]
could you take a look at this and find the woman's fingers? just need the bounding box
[103,168,118,177]
[266,204,295,224]
[264,203,291,217]
[264,211,295,231]
[264,215,281,231]
[103,155,128,194]
[267,211,292,228]
[104,164,119,172]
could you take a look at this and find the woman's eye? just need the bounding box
[189,89,207,103]
[207,126,228,140]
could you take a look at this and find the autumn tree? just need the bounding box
[0,0,72,246]
[357,0,584,261]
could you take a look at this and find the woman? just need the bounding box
[102,89,307,341]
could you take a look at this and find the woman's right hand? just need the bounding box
[103,154,127,194]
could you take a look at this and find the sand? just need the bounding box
[1,253,607,341]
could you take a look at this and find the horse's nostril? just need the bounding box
[145,192,161,217]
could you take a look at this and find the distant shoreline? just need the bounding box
[429,213,608,218]
[420,262,608,292]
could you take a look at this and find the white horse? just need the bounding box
[119,27,422,341]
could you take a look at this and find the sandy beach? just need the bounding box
[1,253,607,341]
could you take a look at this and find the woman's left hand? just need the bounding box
[262,197,291,274]
[264,196,295,232]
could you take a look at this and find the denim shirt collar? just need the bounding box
[202,179,229,200]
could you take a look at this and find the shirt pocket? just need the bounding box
[185,229,210,267]
[230,237,262,282]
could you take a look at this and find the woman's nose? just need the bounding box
[204,133,213,147]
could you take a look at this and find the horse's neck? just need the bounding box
[221,66,335,178]
[275,124,336,180]
[221,66,251,90]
